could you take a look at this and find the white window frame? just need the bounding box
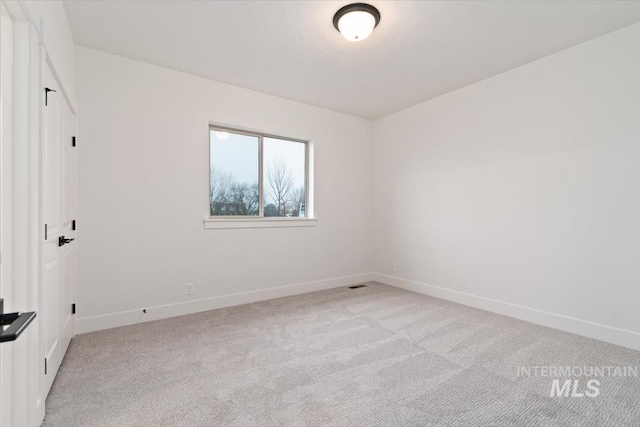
[204,124,316,229]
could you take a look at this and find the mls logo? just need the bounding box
[550,379,600,397]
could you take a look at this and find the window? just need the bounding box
[209,126,310,221]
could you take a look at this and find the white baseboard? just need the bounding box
[75,273,374,334]
[373,273,640,351]
[77,272,640,351]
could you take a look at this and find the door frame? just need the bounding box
[1,1,38,425]
[38,24,79,427]
[0,3,15,425]
[0,0,78,425]
[36,27,79,427]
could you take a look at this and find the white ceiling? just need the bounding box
[63,1,640,120]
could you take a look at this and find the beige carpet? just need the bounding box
[44,282,639,426]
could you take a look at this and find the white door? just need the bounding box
[42,62,76,398]
[0,4,14,425]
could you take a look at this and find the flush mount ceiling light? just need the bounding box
[333,3,381,42]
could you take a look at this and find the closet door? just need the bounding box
[42,62,76,398]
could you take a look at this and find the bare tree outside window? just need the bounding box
[263,137,306,217]
[288,186,305,217]
[210,167,260,215]
[209,128,307,218]
[265,159,293,216]
[209,131,259,216]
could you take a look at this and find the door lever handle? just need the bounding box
[58,236,75,247]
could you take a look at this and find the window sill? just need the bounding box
[204,217,317,230]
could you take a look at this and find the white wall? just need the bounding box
[372,24,640,348]
[75,47,373,331]
[76,24,639,348]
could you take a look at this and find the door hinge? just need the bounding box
[72,136,76,147]
[72,303,76,315]
[45,224,48,240]
[72,220,76,231]
[44,358,48,375]
[44,87,56,106]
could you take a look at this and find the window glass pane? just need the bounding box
[210,130,259,216]
[263,137,306,217]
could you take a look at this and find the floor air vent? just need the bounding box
[349,284,367,289]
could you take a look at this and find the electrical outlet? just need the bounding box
[391,264,396,273]
[185,283,194,295]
